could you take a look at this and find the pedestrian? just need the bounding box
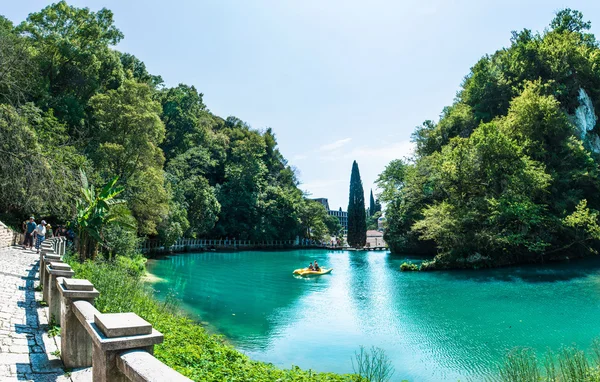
[34,220,47,253]
[46,224,53,238]
[23,216,36,250]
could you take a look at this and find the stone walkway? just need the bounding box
[0,246,70,382]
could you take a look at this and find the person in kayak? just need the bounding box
[308,263,315,271]
[314,261,321,271]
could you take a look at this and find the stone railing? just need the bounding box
[0,221,23,248]
[39,238,191,382]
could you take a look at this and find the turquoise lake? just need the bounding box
[145,249,600,381]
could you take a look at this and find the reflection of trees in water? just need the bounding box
[346,252,397,336]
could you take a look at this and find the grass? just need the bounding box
[64,254,361,381]
[499,343,600,382]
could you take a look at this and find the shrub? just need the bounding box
[400,262,420,271]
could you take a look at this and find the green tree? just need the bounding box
[0,17,39,106]
[369,189,375,217]
[550,9,591,33]
[347,161,367,247]
[74,171,135,260]
[325,214,343,237]
[17,1,125,130]
[382,8,600,266]
[88,78,168,235]
[0,104,83,221]
[299,200,330,240]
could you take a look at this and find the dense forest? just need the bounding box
[378,9,600,268]
[0,2,341,255]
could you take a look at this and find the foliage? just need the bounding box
[399,262,419,271]
[0,3,334,244]
[0,104,83,221]
[348,161,367,247]
[88,78,168,235]
[65,256,357,381]
[74,171,135,260]
[380,9,600,267]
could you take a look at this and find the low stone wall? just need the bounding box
[0,221,22,248]
[39,238,191,382]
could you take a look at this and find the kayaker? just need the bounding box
[314,261,321,271]
[308,263,314,271]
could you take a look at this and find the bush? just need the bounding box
[102,213,140,259]
[116,254,146,278]
[400,262,420,271]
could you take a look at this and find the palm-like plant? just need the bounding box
[74,170,135,260]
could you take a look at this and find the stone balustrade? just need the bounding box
[38,237,191,382]
[0,221,24,248]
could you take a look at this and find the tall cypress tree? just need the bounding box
[369,189,375,217]
[347,161,367,247]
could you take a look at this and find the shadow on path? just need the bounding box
[14,259,65,381]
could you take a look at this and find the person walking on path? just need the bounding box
[34,220,47,253]
[46,224,53,238]
[23,217,36,250]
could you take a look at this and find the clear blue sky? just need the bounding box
[4,1,600,210]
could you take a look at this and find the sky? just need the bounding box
[4,1,600,210]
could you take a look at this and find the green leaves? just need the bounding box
[382,10,600,265]
[348,161,367,247]
[75,170,134,260]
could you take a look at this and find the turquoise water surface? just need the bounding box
[146,250,600,381]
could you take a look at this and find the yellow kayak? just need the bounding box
[293,268,333,277]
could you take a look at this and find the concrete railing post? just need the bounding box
[89,312,164,382]
[59,279,99,368]
[39,243,55,283]
[46,263,74,325]
[42,254,62,301]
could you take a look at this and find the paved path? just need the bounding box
[0,246,70,382]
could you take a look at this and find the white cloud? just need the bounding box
[319,138,352,152]
[292,154,308,161]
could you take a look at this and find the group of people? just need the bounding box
[22,216,73,252]
[307,261,321,272]
[22,216,48,253]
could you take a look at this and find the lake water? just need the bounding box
[146,249,600,381]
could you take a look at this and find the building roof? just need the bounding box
[311,198,330,211]
[366,230,383,237]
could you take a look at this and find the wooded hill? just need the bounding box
[378,9,600,268]
[0,2,341,254]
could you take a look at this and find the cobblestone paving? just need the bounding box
[0,246,71,382]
